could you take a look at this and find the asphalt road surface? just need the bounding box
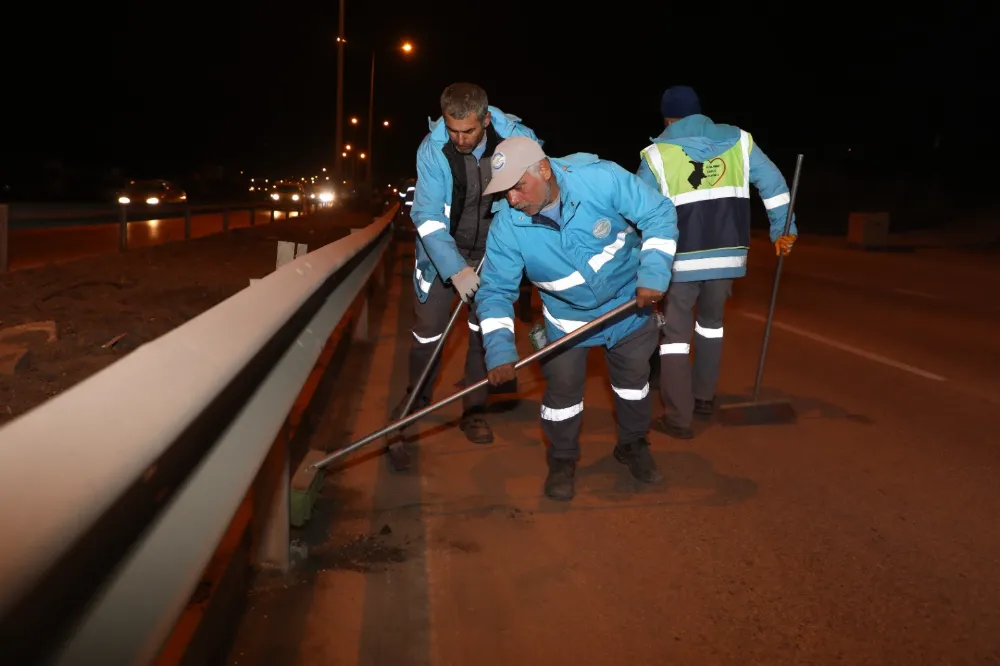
[229,237,1000,666]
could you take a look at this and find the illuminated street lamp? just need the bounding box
[336,36,414,188]
[334,1,346,180]
[363,39,415,190]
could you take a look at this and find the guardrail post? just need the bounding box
[270,208,275,223]
[252,433,291,572]
[384,234,395,286]
[373,251,386,288]
[222,207,230,232]
[353,293,370,341]
[0,204,9,272]
[184,204,192,239]
[118,204,127,252]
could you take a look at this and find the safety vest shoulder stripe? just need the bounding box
[641,144,671,197]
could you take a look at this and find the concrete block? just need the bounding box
[276,241,296,269]
[847,212,890,249]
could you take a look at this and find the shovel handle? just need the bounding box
[396,255,487,422]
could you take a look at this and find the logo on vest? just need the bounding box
[491,152,505,170]
[593,218,612,240]
[687,157,727,189]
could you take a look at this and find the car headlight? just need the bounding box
[118,196,130,205]
[271,193,280,201]
[146,197,159,205]
[292,194,300,201]
[319,192,334,203]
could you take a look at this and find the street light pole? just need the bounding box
[334,0,346,181]
[366,51,375,193]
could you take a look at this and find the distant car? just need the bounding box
[303,183,336,205]
[270,182,305,208]
[117,179,187,206]
[316,187,336,204]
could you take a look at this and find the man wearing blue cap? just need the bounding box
[637,85,798,439]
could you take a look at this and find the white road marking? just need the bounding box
[740,312,948,382]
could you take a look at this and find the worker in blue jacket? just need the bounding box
[393,177,415,233]
[388,82,540,472]
[401,177,415,214]
[637,85,798,439]
[477,136,679,501]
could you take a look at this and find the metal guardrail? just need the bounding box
[0,203,398,665]
[5,200,311,225]
[0,200,331,272]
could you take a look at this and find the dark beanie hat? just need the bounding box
[660,85,701,118]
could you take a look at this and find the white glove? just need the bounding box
[451,266,480,303]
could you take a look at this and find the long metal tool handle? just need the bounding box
[311,298,638,470]
[751,154,804,402]
[396,255,487,422]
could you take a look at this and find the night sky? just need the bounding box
[4,1,995,195]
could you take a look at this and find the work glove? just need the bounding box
[451,266,480,303]
[635,286,665,308]
[488,363,516,387]
[775,234,796,256]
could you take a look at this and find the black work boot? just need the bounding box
[660,418,694,440]
[459,407,494,444]
[544,457,576,501]
[694,398,715,420]
[386,390,429,472]
[613,438,664,484]
[386,442,412,472]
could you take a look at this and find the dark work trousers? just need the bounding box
[408,254,488,412]
[517,275,534,322]
[540,316,659,461]
[658,279,731,428]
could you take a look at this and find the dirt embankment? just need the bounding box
[0,211,371,426]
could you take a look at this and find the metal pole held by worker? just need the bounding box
[752,153,804,401]
[312,298,640,470]
[718,153,803,427]
[391,254,487,430]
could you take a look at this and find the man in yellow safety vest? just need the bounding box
[637,85,797,438]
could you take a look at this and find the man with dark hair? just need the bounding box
[637,85,798,438]
[387,82,541,471]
